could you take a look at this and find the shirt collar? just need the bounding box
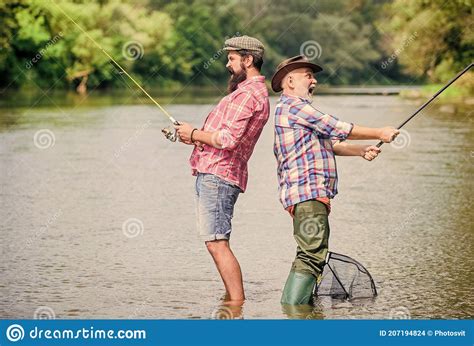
[280,93,312,104]
[237,75,265,89]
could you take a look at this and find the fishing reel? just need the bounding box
[161,121,204,151]
[161,126,178,142]
[161,120,181,142]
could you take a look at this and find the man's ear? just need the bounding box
[244,55,254,68]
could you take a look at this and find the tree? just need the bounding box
[0,0,178,92]
[382,0,473,82]
[245,0,382,84]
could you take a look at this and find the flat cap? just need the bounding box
[223,35,265,58]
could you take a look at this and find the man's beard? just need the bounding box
[227,64,247,94]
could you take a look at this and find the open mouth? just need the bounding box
[309,84,316,93]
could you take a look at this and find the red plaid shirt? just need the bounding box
[189,76,269,192]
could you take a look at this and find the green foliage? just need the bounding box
[382,0,473,82]
[0,0,471,91]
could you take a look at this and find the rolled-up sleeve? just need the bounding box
[292,103,353,140]
[218,91,256,149]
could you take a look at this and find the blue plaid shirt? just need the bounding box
[273,94,354,209]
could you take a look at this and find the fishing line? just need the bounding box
[376,63,473,148]
[52,2,179,127]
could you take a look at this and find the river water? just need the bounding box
[0,94,472,319]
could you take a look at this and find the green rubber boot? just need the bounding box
[280,270,317,305]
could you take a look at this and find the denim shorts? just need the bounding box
[195,173,241,241]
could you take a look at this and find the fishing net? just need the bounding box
[315,252,377,300]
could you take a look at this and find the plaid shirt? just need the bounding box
[273,94,354,209]
[190,76,269,192]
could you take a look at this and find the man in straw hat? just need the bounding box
[175,36,269,303]
[271,55,399,305]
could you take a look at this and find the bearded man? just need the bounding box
[175,36,269,302]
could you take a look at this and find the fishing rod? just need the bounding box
[52,2,181,143]
[377,62,473,147]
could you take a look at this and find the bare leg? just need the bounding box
[206,240,245,301]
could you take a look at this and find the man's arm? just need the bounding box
[176,91,255,149]
[295,106,398,144]
[333,141,381,161]
[192,129,221,147]
[175,122,221,148]
[348,125,399,142]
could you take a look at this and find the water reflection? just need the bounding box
[212,297,245,320]
[281,303,324,320]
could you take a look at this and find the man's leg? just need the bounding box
[281,200,330,305]
[206,240,245,301]
[195,173,243,300]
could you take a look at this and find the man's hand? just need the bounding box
[174,122,205,150]
[379,127,400,143]
[361,145,381,161]
[175,122,194,145]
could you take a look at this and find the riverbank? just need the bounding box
[399,80,474,106]
[0,85,424,109]
[2,84,472,110]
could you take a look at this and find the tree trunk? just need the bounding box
[76,74,88,95]
[68,69,93,94]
